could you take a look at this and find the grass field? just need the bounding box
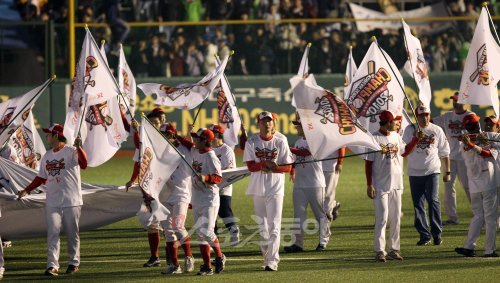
[2,154,499,282]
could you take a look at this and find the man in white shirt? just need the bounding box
[18,124,88,276]
[432,93,474,225]
[403,105,451,246]
[365,110,420,262]
[243,111,293,271]
[455,114,498,257]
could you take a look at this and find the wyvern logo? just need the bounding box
[416,133,435,150]
[139,147,154,191]
[46,158,65,176]
[414,49,429,82]
[216,84,234,126]
[469,44,489,86]
[85,102,113,131]
[255,147,278,161]
[346,61,393,120]
[159,78,213,102]
[314,90,364,135]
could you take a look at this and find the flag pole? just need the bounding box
[484,2,500,44]
[372,36,421,131]
[279,149,383,167]
[301,42,312,77]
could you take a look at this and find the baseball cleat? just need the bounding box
[197,264,214,276]
[375,251,386,262]
[2,241,12,248]
[455,247,476,257]
[184,256,195,273]
[433,237,443,245]
[65,265,79,274]
[386,250,404,261]
[315,244,326,251]
[143,256,161,267]
[416,239,431,246]
[284,244,303,253]
[443,220,459,226]
[161,264,182,275]
[264,265,277,271]
[229,227,241,246]
[214,254,226,273]
[44,267,59,276]
[331,203,341,221]
[483,252,498,258]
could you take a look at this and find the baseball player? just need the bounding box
[432,92,474,225]
[322,148,345,222]
[18,123,88,276]
[189,128,226,275]
[285,115,331,252]
[243,111,293,271]
[403,105,450,246]
[484,115,500,133]
[455,114,498,257]
[158,123,195,275]
[126,109,167,267]
[208,124,240,246]
[365,110,420,262]
[481,115,500,228]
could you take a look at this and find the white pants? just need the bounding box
[253,195,283,268]
[444,159,470,222]
[192,205,219,245]
[324,171,340,218]
[292,187,331,247]
[46,206,81,269]
[464,189,498,254]
[374,189,402,254]
[161,202,189,242]
[0,235,4,275]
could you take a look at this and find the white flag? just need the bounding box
[344,46,358,98]
[0,78,52,148]
[118,45,137,124]
[291,44,314,108]
[292,74,380,160]
[220,166,250,188]
[8,112,46,170]
[344,41,406,134]
[402,20,432,109]
[458,7,500,116]
[138,56,229,110]
[137,117,183,225]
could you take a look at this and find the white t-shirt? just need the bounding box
[243,133,293,197]
[293,137,325,188]
[403,123,450,176]
[164,144,192,204]
[212,143,236,196]
[191,149,221,208]
[460,139,498,193]
[484,132,500,186]
[432,110,474,160]
[38,145,82,208]
[366,131,405,193]
[321,149,340,172]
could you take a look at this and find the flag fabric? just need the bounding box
[136,117,183,226]
[344,41,406,134]
[458,7,500,116]
[402,20,432,109]
[118,44,137,124]
[291,74,381,160]
[219,166,250,188]
[291,44,314,107]
[138,56,229,110]
[344,47,358,98]
[0,78,51,148]
[8,112,46,169]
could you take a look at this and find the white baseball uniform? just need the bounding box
[322,149,343,219]
[243,133,293,269]
[0,207,4,278]
[191,149,222,245]
[292,137,330,248]
[460,139,498,254]
[484,131,500,228]
[212,143,236,196]
[38,145,83,270]
[433,110,474,222]
[366,131,406,255]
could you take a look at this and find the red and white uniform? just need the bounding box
[38,145,83,270]
[243,133,293,269]
[459,139,498,254]
[291,137,330,248]
[212,143,236,196]
[366,131,406,255]
[433,110,474,222]
[191,149,222,244]
[484,131,500,228]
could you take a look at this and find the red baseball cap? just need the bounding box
[42,123,65,138]
[484,115,499,125]
[191,128,215,142]
[208,124,225,135]
[379,110,397,123]
[151,107,164,115]
[257,111,275,122]
[449,92,459,102]
[415,105,431,116]
[463,113,480,126]
[160,123,177,135]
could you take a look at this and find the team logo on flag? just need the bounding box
[84,56,98,89]
[139,147,154,191]
[85,102,113,131]
[46,159,65,176]
[469,44,489,86]
[0,107,15,133]
[122,69,131,92]
[13,126,40,169]
[314,90,364,135]
[346,61,393,120]
[217,85,234,125]
[414,49,429,82]
[255,147,278,161]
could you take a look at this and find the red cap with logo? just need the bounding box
[379,110,397,122]
[208,124,225,135]
[449,92,459,102]
[42,123,65,138]
[463,113,480,126]
[257,111,275,122]
[484,115,499,125]
[191,128,215,142]
[160,123,177,135]
[415,105,431,116]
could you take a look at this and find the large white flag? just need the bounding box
[0,78,52,148]
[291,44,313,107]
[138,56,229,110]
[8,112,46,169]
[344,46,358,98]
[215,60,241,148]
[291,74,380,160]
[402,20,432,109]
[118,44,137,124]
[458,7,500,116]
[137,117,182,225]
[344,41,406,134]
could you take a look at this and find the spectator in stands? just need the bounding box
[432,36,447,72]
[202,34,218,73]
[257,39,275,74]
[103,0,130,53]
[146,34,167,77]
[185,41,204,76]
[264,4,281,34]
